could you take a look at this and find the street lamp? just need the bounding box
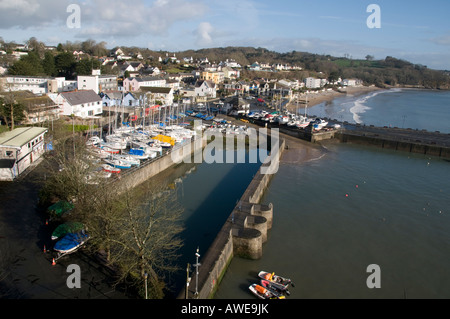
[194,247,201,298]
[144,272,148,299]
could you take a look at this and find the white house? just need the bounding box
[341,78,363,87]
[194,80,217,100]
[0,127,48,181]
[56,90,103,118]
[140,87,174,106]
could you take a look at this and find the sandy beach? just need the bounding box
[286,85,382,112]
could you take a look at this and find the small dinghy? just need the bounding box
[261,279,290,296]
[258,271,294,291]
[249,284,285,299]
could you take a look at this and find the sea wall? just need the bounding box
[180,136,285,299]
[336,132,450,159]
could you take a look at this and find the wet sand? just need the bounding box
[286,85,381,111]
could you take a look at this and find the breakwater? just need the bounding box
[179,134,285,299]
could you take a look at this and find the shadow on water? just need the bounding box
[165,153,261,297]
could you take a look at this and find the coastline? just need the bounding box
[286,85,382,112]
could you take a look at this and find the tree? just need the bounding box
[42,51,57,76]
[40,136,185,298]
[55,52,76,79]
[0,93,26,130]
[107,182,185,298]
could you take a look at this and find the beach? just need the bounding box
[286,85,382,111]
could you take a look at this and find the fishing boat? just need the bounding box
[51,222,85,241]
[249,284,286,300]
[258,271,294,291]
[54,231,89,254]
[261,279,290,296]
[102,164,121,173]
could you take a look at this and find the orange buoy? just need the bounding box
[52,258,56,266]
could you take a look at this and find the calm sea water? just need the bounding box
[212,89,450,299]
[306,88,450,133]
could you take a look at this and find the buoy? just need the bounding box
[345,194,349,197]
[356,185,358,188]
[45,219,48,225]
[43,245,46,253]
[52,258,56,266]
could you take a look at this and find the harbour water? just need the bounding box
[211,89,450,299]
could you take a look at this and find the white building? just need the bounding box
[304,77,322,89]
[122,76,166,92]
[194,80,217,101]
[55,90,103,118]
[77,73,118,94]
[1,76,49,94]
[0,127,48,181]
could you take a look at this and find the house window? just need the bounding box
[5,151,12,156]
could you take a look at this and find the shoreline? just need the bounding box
[286,85,382,112]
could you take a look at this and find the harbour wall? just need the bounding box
[180,134,285,299]
[112,136,207,193]
[334,131,450,159]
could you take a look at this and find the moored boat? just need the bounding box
[258,271,294,291]
[249,284,285,299]
[261,279,290,296]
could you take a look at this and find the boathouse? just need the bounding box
[0,127,48,181]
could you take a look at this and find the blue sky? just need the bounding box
[1,0,450,70]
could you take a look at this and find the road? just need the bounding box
[0,160,130,299]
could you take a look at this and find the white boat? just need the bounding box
[112,154,140,166]
[86,136,101,146]
[312,118,328,130]
[103,158,132,169]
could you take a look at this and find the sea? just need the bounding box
[167,88,450,299]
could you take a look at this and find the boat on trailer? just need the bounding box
[54,231,89,254]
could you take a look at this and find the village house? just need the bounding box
[1,75,50,94]
[200,71,224,84]
[123,76,166,92]
[140,87,174,106]
[194,80,217,102]
[0,127,48,181]
[55,89,103,118]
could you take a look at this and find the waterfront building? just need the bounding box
[0,127,48,181]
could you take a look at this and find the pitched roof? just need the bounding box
[60,90,102,106]
[0,127,48,148]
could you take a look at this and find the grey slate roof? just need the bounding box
[60,90,102,106]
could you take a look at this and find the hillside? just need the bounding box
[174,47,450,89]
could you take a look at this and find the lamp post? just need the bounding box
[144,272,148,299]
[185,263,191,299]
[194,247,201,298]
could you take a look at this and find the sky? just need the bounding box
[1,0,450,70]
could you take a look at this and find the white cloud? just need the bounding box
[0,0,71,28]
[195,22,213,46]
